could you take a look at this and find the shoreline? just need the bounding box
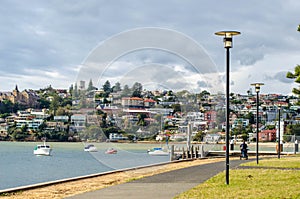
[1,158,224,199]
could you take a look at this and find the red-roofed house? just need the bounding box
[259,129,276,142]
[122,97,144,109]
[144,98,156,108]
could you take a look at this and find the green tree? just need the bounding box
[73,83,79,98]
[69,84,74,96]
[50,94,61,115]
[193,131,204,142]
[0,100,14,113]
[131,82,143,97]
[121,84,131,97]
[243,112,255,124]
[286,65,300,97]
[87,79,93,91]
[10,124,29,141]
[137,113,147,126]
[285,124,300,136]
[37,97,50,109]
[103,80,111,93]
[112,82,121,92]
[87,79,97,91]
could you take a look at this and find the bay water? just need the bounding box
[0,142,169,191]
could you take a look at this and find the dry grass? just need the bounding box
[1,158,223,199]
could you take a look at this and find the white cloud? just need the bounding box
[0,0,299,95]
[231,51,300,95]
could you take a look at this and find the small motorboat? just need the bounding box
[34,141,52,156]
[105,148,117,154]
[84,144,98,152]
[147,147,169,156]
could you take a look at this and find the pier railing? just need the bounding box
[169,141,299,161]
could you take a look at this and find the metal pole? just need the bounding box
[278,108,281,159]
[256,91,259,164]
[225,47,230,185]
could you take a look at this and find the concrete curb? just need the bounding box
[0,158,204,194]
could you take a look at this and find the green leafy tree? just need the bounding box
[50,94,61,115]
[103,80,111,93]
[121,84,131,97]
[243,112,255,124]
[286,65,300,97]
[69,84,74,96]
[10,124,29,141]
[87,79,93,91]
[37,97,50,109]
[137,113,147,126]
[112,82,121,92]
[73,83,79,98]
[193,131,204,142]
[131,82,143,97]
[285,124,300,136]
[0,100,14,113]
[286,26,300,100]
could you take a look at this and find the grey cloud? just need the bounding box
[264,71,294,84]
[197,80,210,88]
[117,64,190,91]
[0,0,299,94]
[237,46,265,66]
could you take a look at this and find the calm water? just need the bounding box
[0,142,169,191]
[1,141,294,191]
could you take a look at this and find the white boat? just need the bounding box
[105,148,117,154]
[84,144,98,152]
[34,141,52,156]
[147,147,169,156]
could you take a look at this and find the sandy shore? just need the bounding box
[1,158,224,199]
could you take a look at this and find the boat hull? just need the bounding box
[34,148,52,156]
[84,147,98,152]
[105,149,117,154]
[84,145,98,152]
[148,150,169,156]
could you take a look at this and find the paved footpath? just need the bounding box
[67,159,247,199]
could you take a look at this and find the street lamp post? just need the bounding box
[277,105,281,159]
[215,31,240,185]
[251,83,264,164]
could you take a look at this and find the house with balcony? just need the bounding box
[70,114,86,132]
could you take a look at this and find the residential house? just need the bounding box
[259,129,276,142]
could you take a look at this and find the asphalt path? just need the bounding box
[67,159,247,199]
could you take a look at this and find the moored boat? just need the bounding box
[34,141,52,156]
[84,144,98,152]
[147,147,169,156]
[105,148,117,154]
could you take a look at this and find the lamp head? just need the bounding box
[251,83,264,93]
[215,31,241,48]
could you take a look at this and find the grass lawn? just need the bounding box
[241,156,300,168]
[175,156,300,199]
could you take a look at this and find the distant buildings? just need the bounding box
[0,85,39,107]
[0,82,299,142]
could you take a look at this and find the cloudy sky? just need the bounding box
[1,0,300,95]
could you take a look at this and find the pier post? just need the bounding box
[200,145,204,158]
[191,146,194,158]
[170,145,174,161]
